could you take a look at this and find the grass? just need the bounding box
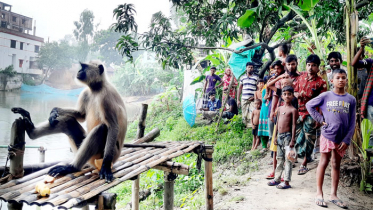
[111,98,255,209]
[230,196,246,202]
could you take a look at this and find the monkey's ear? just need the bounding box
[98,64,104,75]
[80,62,88,69]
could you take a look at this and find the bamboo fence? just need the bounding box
[0,141,203,209]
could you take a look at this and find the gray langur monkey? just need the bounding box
[12,60,127,182]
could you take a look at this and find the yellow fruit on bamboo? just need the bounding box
[44,175,55,183]
[34,182,50,197]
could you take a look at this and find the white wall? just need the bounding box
[0,32,43,74]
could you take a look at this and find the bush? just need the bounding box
[0,65,17,77]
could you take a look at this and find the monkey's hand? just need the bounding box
[99,161,114,183]
[49,107,60,126]
[48,164,78,177]
[11,107,35,131]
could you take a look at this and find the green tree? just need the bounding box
[92,29,124,65]
[112,0,373,76]
[37,41,74,83]
[73,9,96,61]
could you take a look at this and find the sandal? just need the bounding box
[298,165,309,175]
[266,172,275,179]
[267,179,280,186]
[276,182,291,189]
[315,198,327,208]
[329,199,348,209]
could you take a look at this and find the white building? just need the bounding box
[0,1,44,74]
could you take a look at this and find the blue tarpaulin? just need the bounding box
[21,84,83,96]
[228,46,261,79]
[183,94,196,127]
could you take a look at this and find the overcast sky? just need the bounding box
[6,0,170,41]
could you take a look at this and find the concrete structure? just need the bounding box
[0,1,44,75]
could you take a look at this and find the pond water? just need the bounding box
[0,90,143,210]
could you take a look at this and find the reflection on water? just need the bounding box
[0,90,141,210]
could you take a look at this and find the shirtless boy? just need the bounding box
[268,86,298,189]
[251,99,261,151]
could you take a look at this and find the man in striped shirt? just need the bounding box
[237,62,259,128]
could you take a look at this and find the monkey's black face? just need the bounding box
[77,69,86,81]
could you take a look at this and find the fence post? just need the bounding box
[164,172,175,210]
[8,118,25,210]
[204,146,214,210]
[38,146,46,163]
[132,104,148,210]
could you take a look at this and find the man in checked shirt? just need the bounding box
[294,54,327,175]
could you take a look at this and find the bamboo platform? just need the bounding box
[0,141,204,209]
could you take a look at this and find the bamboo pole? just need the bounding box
[204,146,214,210]
[123,144,166,148]
[345,0,360,158]
[133,103,148,210]
[164,172,174,210]
[153,161,190,176]
[7,202,23,210]
[5,118,25,210]
[136,104,148,139]
[58,143,201,210]
[0,161,59,177]
[215,73,235,131]
[9,118,26,179]
[132,128,160,144]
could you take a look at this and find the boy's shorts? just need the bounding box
[252,127,258,136]
[320,135,346,157]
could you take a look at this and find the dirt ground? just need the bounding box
[212,152,373,210]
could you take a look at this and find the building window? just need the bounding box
[1,21,6,28]
[34,45,40,53]
[12,16,16,22]
[22,19,25,24]
[20,42,24,50]
[1,13,4,19]
[19,59,23,68]
[10,40,16,48]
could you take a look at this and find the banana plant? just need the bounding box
[283,0,324,61]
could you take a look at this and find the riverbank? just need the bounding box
[110,99,373,210]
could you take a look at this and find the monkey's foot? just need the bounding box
[49,108,60,127]
[48,164,79,177]
[11,107,35,130]
[99,162,114,183]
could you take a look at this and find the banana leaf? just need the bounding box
[361,119,373,157]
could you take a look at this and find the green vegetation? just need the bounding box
[111,93,254,209]
[0,65,17,77]
[112,56,183,96]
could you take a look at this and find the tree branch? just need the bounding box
[290,23,307,33]
[356,0,373,9]
[266,10,297,43]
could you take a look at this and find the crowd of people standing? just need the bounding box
[197,37,373,208]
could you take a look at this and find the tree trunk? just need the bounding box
[345,0,361,159]
[41,68,51,84]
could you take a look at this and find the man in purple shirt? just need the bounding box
[306,69,355,209]
[202,66,222,109]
